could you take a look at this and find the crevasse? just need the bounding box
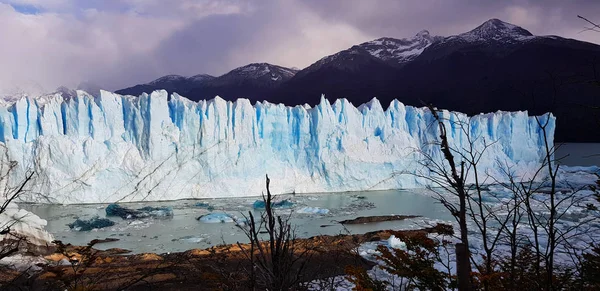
[0,90,554,204]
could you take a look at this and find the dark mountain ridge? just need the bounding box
[116,19,600,142]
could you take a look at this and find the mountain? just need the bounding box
[0,80,46,100]
[182,63,298,103]
[361,31,444,65]
[453,18,534,43]
[116,74,215,96]
[272,19,600,142]
[295,30,441,79]
[269,32,442,105]
[116,63,297,103]
[114,19,600,142]
[76,81,103,97]
[207,63,297,86]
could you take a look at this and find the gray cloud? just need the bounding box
[0,0,599,94]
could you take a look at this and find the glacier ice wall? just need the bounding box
[0,90,554,204]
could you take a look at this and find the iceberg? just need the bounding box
[387,235,407,250]
[253,199,295,209]
[0,201,53,245]
[105,204,173,219]
[0,90,554,204]
[68,216,115,231]
[194,202,215,211]
[197,213,235,223]
[297,207,330,215]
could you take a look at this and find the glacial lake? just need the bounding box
[22,142,598,254]
[555,143,600,166]
[22,190,453,254]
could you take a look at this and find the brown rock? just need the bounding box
[44,253,68,262]
[339,215,421,224]
[8,223,453,290]
[102,248,131,255]
[185,249,210,257]
[89,238,119,245]
[139,253,163,261]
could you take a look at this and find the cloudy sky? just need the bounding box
[1,0,600,93]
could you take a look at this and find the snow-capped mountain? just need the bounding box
[297,30,442,78]
[76,81,103,98]
[147,74,216,88]
[117,63,296,100]
[147,74,187,86]
[296,48,382,77]
[272,18,600,142]
[415,19,539,61]
[54,86,77,99]
[116,73,216,96]
[31,18,600,142]
[360,31,444,65]
[179,63,299,103]
[0,80,46,101]
[207,63,298,87]
[457,18,534,43]
[189,73,215,83]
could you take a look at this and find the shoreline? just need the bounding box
[1,223,451,290]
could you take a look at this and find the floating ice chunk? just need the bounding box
[253,199,294,209]
[194,202,215,211]
[129,220,145,226]
[174,235,205,243]
[185,237,205,243]
[297,207,330,215]
[357,242,382,260]
[106,204,141,219]
[0,201,53,245]
[138,206,174,217]
[387,235,407,250]
[68,216,115,231]
[106,204,173,219]
[197,212,234,223]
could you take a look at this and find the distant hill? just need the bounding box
[117,63,297,103]
[116,74,215,97]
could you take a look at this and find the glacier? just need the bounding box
[0,90,554,204]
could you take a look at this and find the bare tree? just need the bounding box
[0,144,38,261]
[416,100,600,291]
[236,175,312,290]
[417,105,474,290]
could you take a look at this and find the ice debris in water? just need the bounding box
[173,235,205,243]
[296,207,329,215]
[105,204,173,219]
[252,199,294,209]
[67,216,115,231]
[138,206,174,217]
[387,235,407,250]
[197,212,234,223]
[194,202,215,211]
